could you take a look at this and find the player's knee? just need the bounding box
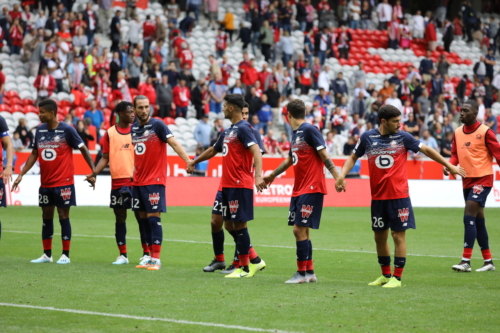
[391,231,406,245]
[223,221,234,232]
[293,225,308,240]
[210,216,223,232]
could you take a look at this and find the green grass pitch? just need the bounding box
[0,206,499,332]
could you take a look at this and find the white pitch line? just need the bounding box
[4,229,496,260]
[0,303,300,333]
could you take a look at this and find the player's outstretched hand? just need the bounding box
[263,174,275,186]
[84,174,96,190]
[11,175,22,191]
[446,165,466,178]
[255,175,267,192]
[335,177,347,192]
[1,165,12,183]
[186,161,195,174]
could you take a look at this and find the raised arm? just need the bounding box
[1,135,14,182]
[420,144,465,178]
[250,144,265,191]
[261,155,293,187]
[12,148,38,191]
[317,148,339,180]
[167,136,191,164]
[80,145,96,189]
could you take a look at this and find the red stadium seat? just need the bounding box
[22,98,34,106]
[463,59,473,65]
[5,91,19,99]
[11,104,24,112]
[163,117,175,125]
[9,96,22,106]
[57,113,65,121]
[75,107,86,118]
[26,105,38,114]
[0,104,11,112]
[59,100,72,108]
[60,106,71,115]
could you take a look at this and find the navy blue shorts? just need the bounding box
[463,185,492,208]
[221,188,253,222]
[288,193,324,229]
[212,190,223,215]
[132,185,166,213]
[39,185,76,208]
[0,179,6,208]
[110,186,133,209]
[371,197,415,231]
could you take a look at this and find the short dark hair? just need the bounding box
[133,95,149,108]
[378,104,401,121]
[464,100,478,113]
[223,94,244,111]
[115,101,133,114]
[287,99,306,119]
[39,99,57,114]
[243,102,249,109]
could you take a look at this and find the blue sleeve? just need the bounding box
[66,125,85,149]
[353,132,368,157]
[237,124,258,149]
[83,111,91,119]
[402,131,422,153]
[0,116,8,137]
[154,120,174,142]
[253,128,265,154]
[304,125,326,151]
[213,131,225,152]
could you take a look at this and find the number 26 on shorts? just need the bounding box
[372,217,384,228]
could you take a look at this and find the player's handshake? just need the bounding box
[443,166,467,179]
[335,177,347,193]
[186,161,195,174]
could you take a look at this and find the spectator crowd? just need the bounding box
[0,0,499,157]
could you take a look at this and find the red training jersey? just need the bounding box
[34,122,84,187]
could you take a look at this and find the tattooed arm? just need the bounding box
[317,148,339,180]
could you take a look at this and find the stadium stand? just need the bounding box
[0,0,500,157]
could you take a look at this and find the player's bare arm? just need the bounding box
[79,145,96,189]
[166,136,191,164]
[187,146,218,174]
[1,134,14,182]
[335,153,359,192]
[249,144,266,192]
[12,148,39,191]
[262,156,293,187]
[317,149,339,180]
[419,144,466,178]
[85,153,109,182]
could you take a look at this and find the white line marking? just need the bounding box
[0,303,300,333]
[4,230,495,259]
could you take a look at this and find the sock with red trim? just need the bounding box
[463,215,476,260]
[140,218,152,255]
[60,218,71,257]
[136,216,150,256]
[212,230,225,262]
[475,218,491,262]
[148,216,162,259]
[296,240,309,276]
[393,257,406,281]
[115,222,127,257]
[236,228,250,271]
[378,256,392,278]
[306,240,314,274]
[42,219,53,258]
[229,230,240,267]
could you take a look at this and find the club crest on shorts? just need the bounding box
[229,200,239,214]
[60,188,72,200]
[472,185,484,195]
[398,208,409,222]
[148,193,160,205]
[301,205,314,218]
[0,188,3,201]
